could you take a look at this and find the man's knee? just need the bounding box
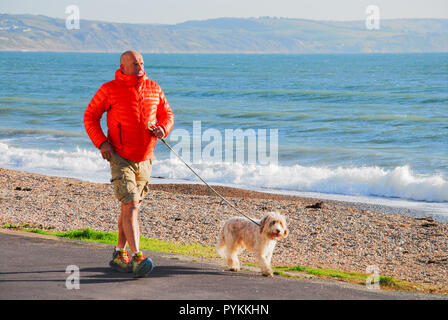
[122,201,140,212]
[120,202,140,223]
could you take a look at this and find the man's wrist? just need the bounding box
[99,140,108,149]
[158,126,165,138]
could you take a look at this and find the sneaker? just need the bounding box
[131,251,154,278]
[109,247,131,273]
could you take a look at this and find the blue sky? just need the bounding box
[1,0,447,24]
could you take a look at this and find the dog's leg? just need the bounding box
[256,242,274,277]
[216,237,226,258]
[265,241,276,266]
[257,256,273,277]
[226,246,241,272]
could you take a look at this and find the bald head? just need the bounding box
[120,50,145,78]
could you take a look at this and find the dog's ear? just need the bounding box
[259,216,267,234]
[280,218,289,237]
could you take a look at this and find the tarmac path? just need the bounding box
[0,229,445,301]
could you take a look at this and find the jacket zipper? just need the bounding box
[118,122,123,145]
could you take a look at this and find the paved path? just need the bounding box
[0,230,445,300]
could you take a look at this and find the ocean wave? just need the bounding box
[166,87,447,103]
[0,96,70,106]
[0,127,85,138]
[1,142,445,203]
[318,114,448,123]
[0,142,110,183]
[155,159,448,203]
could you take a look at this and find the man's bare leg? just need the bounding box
[117,211,127,249]
[118,201,140,253]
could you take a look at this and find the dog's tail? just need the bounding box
[216,229,227,258]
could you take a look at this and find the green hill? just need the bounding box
[1,14,447,53]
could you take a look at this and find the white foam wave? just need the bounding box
[0,142,447,203]
[155,158,448,203]
[0,142,110,183]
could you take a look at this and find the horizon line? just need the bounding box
[2,12,448,26]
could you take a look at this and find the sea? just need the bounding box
[1,52,447,220]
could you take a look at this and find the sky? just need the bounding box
[1,0,447,24]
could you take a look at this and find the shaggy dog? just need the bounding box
[216,211,289,277]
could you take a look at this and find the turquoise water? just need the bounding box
[0,52,447,210]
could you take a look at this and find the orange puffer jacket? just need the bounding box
[84,69,174,162]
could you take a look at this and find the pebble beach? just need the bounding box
[1,167,447,293]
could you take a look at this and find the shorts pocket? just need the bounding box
[136,180,150,200]
[112,174,138,204]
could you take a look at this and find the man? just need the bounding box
[84,50,174,277]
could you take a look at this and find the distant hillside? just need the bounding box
[1,14,448,53]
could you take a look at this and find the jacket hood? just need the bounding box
[114,69,148,86]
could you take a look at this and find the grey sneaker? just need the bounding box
[109,248,132,273]
[131,251,154,278]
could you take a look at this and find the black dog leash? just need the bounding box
[148,122,260,226]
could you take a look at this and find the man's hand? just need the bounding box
[152,126,165,139]
[99,141,114,162]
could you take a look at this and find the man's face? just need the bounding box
[121,52,145,78]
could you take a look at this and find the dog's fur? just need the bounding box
[216,211,289,277]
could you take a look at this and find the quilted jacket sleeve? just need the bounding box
[156,87,174,139]
[84,84,109,149]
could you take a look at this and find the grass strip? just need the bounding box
[3,224,217,259]
[2,224,447,295]
[273,265,447,295]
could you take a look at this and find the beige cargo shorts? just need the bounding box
[109,152,153,205]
